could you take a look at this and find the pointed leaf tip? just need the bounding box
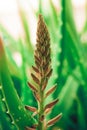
[45,84,57,98]
[31,73,40,85]
[44,99,59,111]
[32,66,39,73]
[25,105,37,112]
[47,113,62,127]
[27,82,37,92]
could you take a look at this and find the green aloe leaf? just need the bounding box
[0,37,36,130]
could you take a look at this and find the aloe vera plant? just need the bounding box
[1,0,87,129]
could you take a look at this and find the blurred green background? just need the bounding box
[0,0,87,130]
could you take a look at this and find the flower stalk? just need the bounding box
[26,14,62,130]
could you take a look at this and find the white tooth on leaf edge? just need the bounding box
[2,98,5,101]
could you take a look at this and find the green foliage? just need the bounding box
[0,38,36,130]
[0,0,87,129]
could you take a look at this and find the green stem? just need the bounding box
[37,79,45,130]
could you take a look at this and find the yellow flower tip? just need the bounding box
[37,14,46,30]
[38,14,43,21]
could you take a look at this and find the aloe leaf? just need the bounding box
[77,96,87,129]
[51,74,79,129]
[0,94,16,130]
[49,0,59,30]
[77,85,87,128]
[18,38,35,106]
[17,2,34,53]
[0,37,36,129]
